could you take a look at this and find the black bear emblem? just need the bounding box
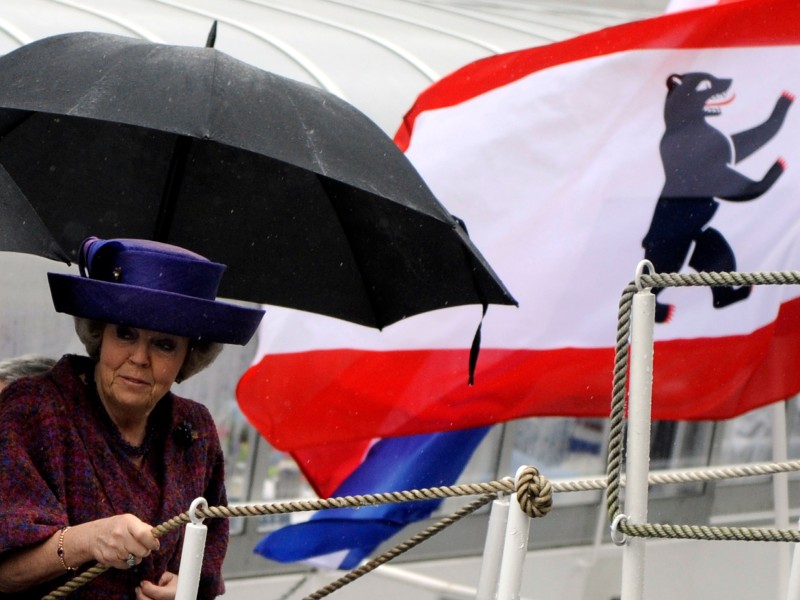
[642,72,793,323]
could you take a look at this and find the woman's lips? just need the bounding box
[119,374,151,387]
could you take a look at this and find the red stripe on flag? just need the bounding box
[238,296,800,451]
[395,0,799,150]
[291,440,373,498]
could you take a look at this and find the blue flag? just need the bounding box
[255,427,490,569]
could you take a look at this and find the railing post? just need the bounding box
[175,497,208,600]
[496,466,532,600]
[786,517,800,600]
[620,262,655,600]
[476,494,510,599]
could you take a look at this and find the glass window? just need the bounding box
[505,417,607,479]
[718,402,790,466]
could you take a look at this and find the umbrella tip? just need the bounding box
[205,21,218,48]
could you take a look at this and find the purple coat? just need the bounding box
[0,355,228,599]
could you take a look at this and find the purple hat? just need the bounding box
[48,237,265,345]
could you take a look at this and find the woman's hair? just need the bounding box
[74,317,223,382]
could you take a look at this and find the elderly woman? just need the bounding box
[0,237,264,600]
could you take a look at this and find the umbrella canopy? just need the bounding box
[0,32,515,328]
[0,163,70,262]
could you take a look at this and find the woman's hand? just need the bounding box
[83,513,160,569]
[0,514,160,593]
[137,571,178,600]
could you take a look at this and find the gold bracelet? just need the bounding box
[57,526,77,572]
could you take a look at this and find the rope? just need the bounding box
[42,469,550,599]
[605,283,634,523]
[516,465,553,518]
[640,270,800,289]
[302,495,494,600]
[41,564,111,599]
[616,520,800,542]
[304,466,551,600]
[276,573,312,600]
[605,269,800,545]
[557,458,800,493]
[40,457,800,598]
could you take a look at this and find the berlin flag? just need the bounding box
[239,0,800,569]
[238,0,800,456]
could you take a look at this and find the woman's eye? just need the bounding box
[154,339,177,352]
[115,325,136,340]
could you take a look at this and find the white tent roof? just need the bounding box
[0,0,664,135]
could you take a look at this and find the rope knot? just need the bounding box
[515,466,552,518]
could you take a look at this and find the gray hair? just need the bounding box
[0,354,56,383]
[74,317,223,382]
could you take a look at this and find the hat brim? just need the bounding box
[48,273,265,345]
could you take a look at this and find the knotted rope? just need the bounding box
[42,467,551,599]
[516,465,552,518]
[606,269,800,544]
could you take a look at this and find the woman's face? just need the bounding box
[96,324,189,415]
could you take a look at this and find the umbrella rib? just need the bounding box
[0,109,34,138]
[154,136,193,241]
[155,50,217,241]
[279,85,329,178]
[321,178,384,328]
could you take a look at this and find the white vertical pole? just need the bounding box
[773,401,791,599]
[496,466,533,600]
[175,497,208,600]
[786,517,800,600]
[476,495,510,600]
[620,280,655,600]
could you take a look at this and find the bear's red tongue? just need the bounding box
[706,92,736,108]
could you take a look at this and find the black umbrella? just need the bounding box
[0,32,515,329]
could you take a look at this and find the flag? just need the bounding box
[240,304,495,569]
[240,0,800,569]
[665,0,743,13]
[255,427,490,569]
[239,0,800,455]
